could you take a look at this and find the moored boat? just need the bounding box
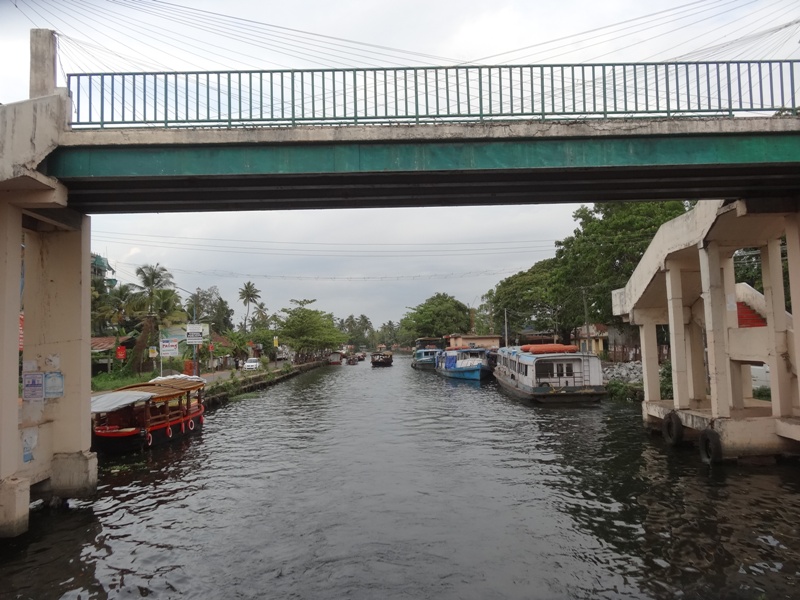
[411,337,445,370]
[346,355,359,365]
[328,351,344,365]
[493,345,606,403]
[435,347,493,381]
[90,374,206,454]
[371,351,393,367]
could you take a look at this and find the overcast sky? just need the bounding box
[2,0,798,328]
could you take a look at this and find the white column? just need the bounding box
[0,203,30,537]
[699,241,731,418]
[640,319,661,403]
[686,321,708,402]
[665,262,689,409]
[23,218,96,497]
[785,214,800,412]
[761,240,792,417]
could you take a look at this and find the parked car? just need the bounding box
[242,358,261,371]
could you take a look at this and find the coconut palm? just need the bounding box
[238,281,261,334]
[129,263,175,373]
[251,301,269,330]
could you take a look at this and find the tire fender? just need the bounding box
[661,411,684,446]
[699,428,723,464]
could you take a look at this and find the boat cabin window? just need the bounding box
[535,362,554,379]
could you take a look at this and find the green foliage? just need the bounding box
[753,386,771,400]
[238,281,261,333]
[91,371,153,392]
[605,379,645,402]
[660,360,673,400]
[279,299,347,353]
[398,293,470,345]
[281,362,295,375]
[337,314,375,349]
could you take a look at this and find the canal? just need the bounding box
[3,354,800,599]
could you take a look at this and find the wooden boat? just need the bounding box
[493,345,606,403]
[90,374,206,454]
[371,351,393,367]
[411,337,445,370]
[346,355,359,365]
[435,347,493,381]
[328,351,344,365]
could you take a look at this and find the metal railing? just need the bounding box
[67,61,799,128]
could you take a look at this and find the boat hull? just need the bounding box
[411,358,436,370]
[92,407,205,454]
[495,374,605,403]
[435,365,491,380]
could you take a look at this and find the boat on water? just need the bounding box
[371,351,393,367]
[493,344,606,403]
[346,355,359,365]
[435,347,493,381]
[90,374,206,454]
[328,351,344,365]
[411,337,445,370]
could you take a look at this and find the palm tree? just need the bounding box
[238,281,261,334]
[129,263,175,373]
[251,301,269,331]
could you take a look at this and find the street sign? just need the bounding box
[149,346,159,358]
[160,338,180,357]
[186,323,204,346]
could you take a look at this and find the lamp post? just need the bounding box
[175,285,200,377]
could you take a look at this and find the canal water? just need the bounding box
[3,354,800,600]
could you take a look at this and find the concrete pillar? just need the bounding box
[665,262,690,409]
[762,240,792,417]
[721,256,745,409]
[23,219,97,498]
[0,203,30,537]
[639,320,661,403]
[699,241,731,418]
[686,321,707,401]
[785,214,800,411]
[30,30,57,99]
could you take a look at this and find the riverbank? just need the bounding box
[202,360,327,407]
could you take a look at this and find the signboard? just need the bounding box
[116,346,127,360]
[44,372,64,398]
[160,338,180,357]
[273,336,279,347]
[149,346,159,358]
[186,323,204,346]
[22,373,44,401]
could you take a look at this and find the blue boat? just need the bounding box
[411,337,446,370]
[435,347,493,381]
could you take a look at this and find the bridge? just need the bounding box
[2,29,800,536]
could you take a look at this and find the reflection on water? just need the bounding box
[2,354,800,599]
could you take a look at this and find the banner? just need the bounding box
[160,338,180,357]
[115,346,127,360]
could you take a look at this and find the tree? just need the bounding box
[337,313,374,349]
[398,293,470,344]
[129,263,175,373]
[278,299,346,355]
[238,281,261,334]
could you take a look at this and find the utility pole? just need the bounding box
[504,309,509,347]
[582,287,590,353]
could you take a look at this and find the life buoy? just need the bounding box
[699,428,723,464]
[188,419,195,431]
[166,426,173,438]
[661,411,684,446]
[146,433,153,447]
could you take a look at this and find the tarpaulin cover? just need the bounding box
[91,390,154,414]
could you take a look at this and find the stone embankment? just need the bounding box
[204,361,326,407]
[602,361,643,384]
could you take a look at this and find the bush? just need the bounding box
[660,360,673,399]
[753,385,771,400]
[606,379,645,402]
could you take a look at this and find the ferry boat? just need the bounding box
[371,351,393,367]
[90,374,206,454]
[411,337,445,370]
[493,344,606,403]
[435,347,493,381]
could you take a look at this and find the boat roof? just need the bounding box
[91,390,155,413]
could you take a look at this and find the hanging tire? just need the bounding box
[699,428,723,464]
[661,411,684,446]
[166,426,173,439]
[188,419,195,431]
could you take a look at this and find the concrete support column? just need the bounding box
[762,240,792,417]
[639,319,661,403]
[23,219,96,498]
[785,214,800,412]
[665,262,690,409]
[29,30,58,99]
[0,203,30,537]
[686,321,707,401]
[699,241,731,418]
[722,256,745,409]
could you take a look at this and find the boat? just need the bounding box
[328,351,344,365]
[371,351,393,367]
[411,337,445,370]
[493,344,606,403]
[357,352,366,361]
[90,374,206,454]
[434,347,493,381]
[346,355,359,365]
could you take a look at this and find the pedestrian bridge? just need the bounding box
[1,30,800,536]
